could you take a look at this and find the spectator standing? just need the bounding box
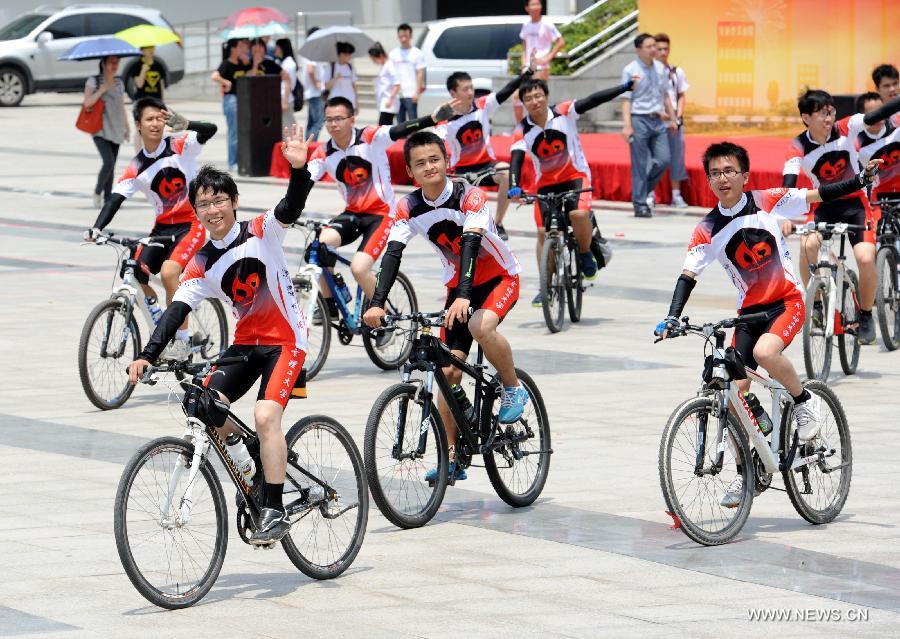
[300,27,326,140]
[515,0,565,121]
[388,23,425,122]
[621,33,677,218]
[211,38,250,171]
[322,42,358,111]
[130,45,165,151]
[654,33,689,208]
[83,55,130,207]
[275,38,299,129]
[369,43,400,126]
[247,38,292,130]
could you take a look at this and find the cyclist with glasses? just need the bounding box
[656,141,879,507]
[363,131,525,482]
[127,126,315,545]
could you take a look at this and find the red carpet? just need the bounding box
[271,133,813,209]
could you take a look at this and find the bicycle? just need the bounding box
[796,221,864,381]
[114,356,368,609]
[454,164,507,188]
[364,310,551,529]
[657,315,852,546]
[290,219,418,380]
[78,232,228,410]
[873,197,900,350]
[521,188,595,333]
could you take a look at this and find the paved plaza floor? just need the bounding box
[1,95,899,638]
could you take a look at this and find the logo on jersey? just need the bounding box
[151,166,188,205]
[811,150,851,183]
[873,142,900,168]
[456,121,485,151]
[725,229,778,273]
[221,257,267,313]
[336,156,373,190]
[427,220,463,256]
[532,130,569,172]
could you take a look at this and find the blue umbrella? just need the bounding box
[59,37,142,61]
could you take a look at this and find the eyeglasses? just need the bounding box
[195,197,232,212]
[324,115,351,125]
[707,168,742,180]
[812,107,836,118]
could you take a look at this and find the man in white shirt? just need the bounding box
[655,32,690,208]
[516,0,564,121]
[323,42,358,111]
[388,23,426,123]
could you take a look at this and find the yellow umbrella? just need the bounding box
[115,25,180,49]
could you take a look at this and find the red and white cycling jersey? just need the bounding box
[857,114,900,196]
[307,126,395,216]
[783,114,867,192]
[114,132,205,225]
[435,93,501,168]
[174,211,308,350]
[510,100,590,187]
[388,179,520,287]
[684,189,810,310]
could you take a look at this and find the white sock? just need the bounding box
[175,328,190,341]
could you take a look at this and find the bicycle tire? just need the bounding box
[362,270,418,370]
[281,415,368,580]
[803,278,832,381]
[78,298,141,410]
[483,368,551,507]
[114,436,227,610]
[659,397,754,546]
[780,380,852,524]
[838,270,860,375]
[303,292,331,380]
[876,247,900,351]
[540,235,565,333]
[564,241,583,323]
[176,298,230,381]
[364,383,449,529]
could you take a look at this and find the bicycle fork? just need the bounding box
[393,367,434,460]
[160,420,208,528]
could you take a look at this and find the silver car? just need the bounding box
[0,4,185,107]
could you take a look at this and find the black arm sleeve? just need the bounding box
[455,232,482,300]
[863,96,900,125]
[667,274,697,319]
[187,120,218,144]
[370,241,405,308]
[509,149,526,190]
[273,167,313,224]
[574,81,632,115]
[782,174,798,188]
[93,193,126,231]
[818,173,865,202]
[495,70,532,105]
[138,301,192,362]
[388,114,436,141]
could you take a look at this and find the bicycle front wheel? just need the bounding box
[362,270,418,370]
[540,235,565,333]
[364,383,449,529]
[303,292,331,380]
[659,397,754,546]
[483,369,551,507]
[803,278,832,381]
[838,270,860,375]
[78,298,141,410]
[564,241,583,323]
[781,380,852,524]
[876,247,900,350]
[114,436,227,610]
[281,415,368,580]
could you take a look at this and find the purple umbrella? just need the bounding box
[59,37,142,61]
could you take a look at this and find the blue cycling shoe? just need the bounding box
[424,461,467,483]
[499,385,530,423]
[580,251,598,280]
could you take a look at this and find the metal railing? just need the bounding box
[562,10,639,70]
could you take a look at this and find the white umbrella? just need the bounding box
[299,26,374,62]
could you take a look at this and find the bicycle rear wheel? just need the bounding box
[876,247,900,350]
[362,270,418,370]
[483,369,551,507]
[281,415,368,580]
[564,241,583,323]
[803,278,832,381]
[659,397,754,546]
[302,291,331,380]
[190,298,229,360]
[540,236,565,333]
[114,436,227,609]
[838,270,860,375]
[364,383,449,529]
[781,380,852,524]
[78,298,141,410]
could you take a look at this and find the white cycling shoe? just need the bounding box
[793,393,822,442]
[720,476,743,508]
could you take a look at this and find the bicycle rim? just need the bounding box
[303,292,331,380]
[540,237,564,333]
[876,248,900,350]
[362,270,417,369]
[190,298,228,360]
[838,272,860,375]
[79,299,140,410]
[803,279,832,381]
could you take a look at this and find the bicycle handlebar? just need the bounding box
[792,221,865,236]
[520,188,594,204]
[140,354,249,384]
[655,312,773,343]
[382,310,447,329]
[93,232,177,248]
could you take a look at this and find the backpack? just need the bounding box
[292,76,304,112]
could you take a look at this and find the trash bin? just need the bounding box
[236,75,281,177]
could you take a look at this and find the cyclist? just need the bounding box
[434,68,534,240]
[656,141,879,507]
[85,97,217,354]
[127,126,315,545]
[507,76,636,306]
[782,90,900,343]
[363,131,527,482]
[306,96,457,317]
[856,92,900,201]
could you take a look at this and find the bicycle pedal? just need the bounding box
[253,542,277,550]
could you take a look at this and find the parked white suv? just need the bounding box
[0,4,184,107]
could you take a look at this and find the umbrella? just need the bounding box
[299,26,374,62]
[59,37,141,61]
[220,22,288,40]
[222,7,289,28]
[115,25,180,49]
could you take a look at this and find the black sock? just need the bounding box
[792,389,811,405]
[860,309,872,318]
[265,482,284,511]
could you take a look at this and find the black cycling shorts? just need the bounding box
[731,295,804,371]
[441,274,520,355]
[204,344,306,409]
[135,220,205,284]
[814,197,871,246]
[325,211,392,259]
